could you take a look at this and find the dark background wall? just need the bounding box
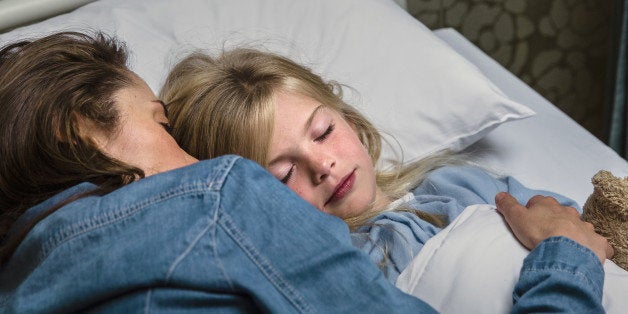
[406,0,613,140]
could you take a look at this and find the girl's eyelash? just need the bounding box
[315,123,335,142]
[280,165,295,184]
[279,122,334,183]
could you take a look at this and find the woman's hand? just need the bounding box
[495,192,614,264]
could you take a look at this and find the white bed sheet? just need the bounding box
[396,203,628,313]
[435,28,628,206]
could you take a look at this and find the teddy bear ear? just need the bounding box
[590,170,628,218]
[591,170,628,189]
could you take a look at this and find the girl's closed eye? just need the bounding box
[315,123,335,142]
[280,165,295,184]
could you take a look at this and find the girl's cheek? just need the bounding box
[291,184,315,205]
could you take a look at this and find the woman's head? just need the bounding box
[0,32,194,239]
[0,32,135,215]
[162,49,387,219]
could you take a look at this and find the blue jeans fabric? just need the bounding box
[0,156,434,313]
[0,156,604,313]
[514,237,604,313]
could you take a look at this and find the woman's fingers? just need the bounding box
[495,192,537,249]
[494,192,524,220]
[495,192,611,264]
[607,242,615,259]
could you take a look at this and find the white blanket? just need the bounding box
[396,204,628,313]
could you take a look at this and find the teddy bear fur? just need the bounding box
[582,170,628,271]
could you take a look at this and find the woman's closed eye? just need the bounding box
[314,123,335,142]
[160,122,173,134]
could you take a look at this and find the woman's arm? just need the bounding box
[496,192,612,313]
[513,237,605,313]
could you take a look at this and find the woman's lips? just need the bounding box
[326,170,356,205]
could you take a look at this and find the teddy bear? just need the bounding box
[582,170,628,271]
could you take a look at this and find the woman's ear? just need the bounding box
[71,113,108,148]
[53,113,74,144]
[56,112,101,148]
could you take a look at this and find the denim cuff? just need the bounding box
[522,236,604,298]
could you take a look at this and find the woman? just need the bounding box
[0,32,610,313]
[160,49,607,283]
[0,31,434,313]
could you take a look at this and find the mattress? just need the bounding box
[434,28,628,206]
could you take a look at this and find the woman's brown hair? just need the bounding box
[0,32,144,264]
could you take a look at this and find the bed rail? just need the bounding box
[0,0,95,32]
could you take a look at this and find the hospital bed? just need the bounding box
[1,0,626,312]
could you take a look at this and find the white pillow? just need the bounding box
[396,204,628,313]
[0,0,534,164]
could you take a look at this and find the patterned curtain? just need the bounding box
[406,0,612,140]
[607,0,628,158]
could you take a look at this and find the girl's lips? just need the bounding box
[325,170,356,205]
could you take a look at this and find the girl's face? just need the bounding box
[83,77,197,176]
[267,90,385,219]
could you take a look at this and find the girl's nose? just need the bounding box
[309,154,334,185]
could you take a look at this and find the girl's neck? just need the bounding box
[372,187,392,212]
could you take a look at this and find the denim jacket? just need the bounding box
[0,156,433,313]
[0,157,603,313]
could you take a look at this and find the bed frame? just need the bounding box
[0,0,94,32]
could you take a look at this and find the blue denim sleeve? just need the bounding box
[207,157,439,313]
[0,156,438,313]
[512,237,605,313]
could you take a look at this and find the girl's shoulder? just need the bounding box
[424,165,495,183]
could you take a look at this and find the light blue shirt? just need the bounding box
[352,165,581,283]
[352,165,604,312]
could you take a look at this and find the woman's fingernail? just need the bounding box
[495,192,505,203]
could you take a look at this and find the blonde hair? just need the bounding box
[161,48,460,229]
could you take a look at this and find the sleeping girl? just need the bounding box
[160,48,623,312]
